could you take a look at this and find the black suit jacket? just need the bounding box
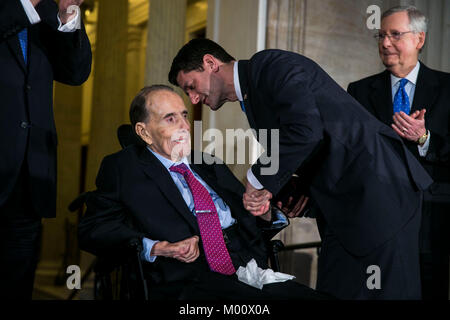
[238,49,433,257]
[348,63,450,252]
[78,146,269,284]
[0,0,92,217]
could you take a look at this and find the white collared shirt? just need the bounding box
[20,0,80,32]
[390,62,430,156]
[390,61,420,105]
[234,61,265,189]
[234,61,244,102]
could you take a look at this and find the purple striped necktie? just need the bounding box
[170,163,236,275]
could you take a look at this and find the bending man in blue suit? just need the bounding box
[169,38,432,299]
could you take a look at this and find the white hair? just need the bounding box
[382,5,428,33]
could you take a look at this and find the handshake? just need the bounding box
[243,176,310,220]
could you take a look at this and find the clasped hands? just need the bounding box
[30,0,83,25]
[151,236,200,264]
[392,109,427,143]
[243,181,309,219]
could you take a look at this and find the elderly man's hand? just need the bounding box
[243,180,272,217]
[392,109,427,143]
[151,236,200,263]
[58,0,83,25]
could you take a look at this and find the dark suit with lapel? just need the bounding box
[0,0,92,217]
[238,49,433,299]
[0,0,91,299]
[348,62,450,299]
[78,146,326,300]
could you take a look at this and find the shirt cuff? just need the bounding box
[141,238,159,263]
[272,207,289,227]
[57,9,80,32]
[20,0,41,25]
[418,130,431,157]
[247,168,264,190]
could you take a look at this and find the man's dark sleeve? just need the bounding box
[251,59,324,196]
[78,156,146,257]
[36,0,92,85]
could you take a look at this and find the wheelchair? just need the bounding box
[69,124,320,300]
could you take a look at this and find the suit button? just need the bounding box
[21,121,29,129]
[26,85,31,91]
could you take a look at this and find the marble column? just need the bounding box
[125,26,145,121]
[85,0,129,192]
[144,0,187,86]
[144,0,190,141]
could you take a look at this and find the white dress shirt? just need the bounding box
[233,61,265,190]
[20,0,80,32]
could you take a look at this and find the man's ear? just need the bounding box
[135,122,152,145]
[417,31,426,50]
[203,54,219,72]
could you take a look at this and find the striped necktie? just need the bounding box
[170,163,236,275]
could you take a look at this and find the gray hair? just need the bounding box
[382,5,428,33]
[129,84,175,127]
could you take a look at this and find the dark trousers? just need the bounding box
[420,253,450,300]
[316,208,422,300]
[0,163,42,300]
[149,224,332,300]
[419,201,450,300]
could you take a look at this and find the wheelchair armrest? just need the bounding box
[267,240,284,272]
[93,236,148,300]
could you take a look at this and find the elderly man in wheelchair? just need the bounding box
[77,85,330,300]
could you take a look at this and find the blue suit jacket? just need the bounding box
[239,49,432,257]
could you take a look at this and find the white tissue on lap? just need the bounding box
[236,259,295,290]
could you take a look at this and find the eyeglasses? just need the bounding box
[374,31,414,42]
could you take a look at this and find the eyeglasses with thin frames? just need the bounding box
[374,31,414,42]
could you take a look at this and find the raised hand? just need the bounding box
[392,109,427,143]
[58,0,83,25]
[151,236,200,263]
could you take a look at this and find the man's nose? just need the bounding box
[189,92,200,104]
[181,117,190,130]
[381,35,392,48]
